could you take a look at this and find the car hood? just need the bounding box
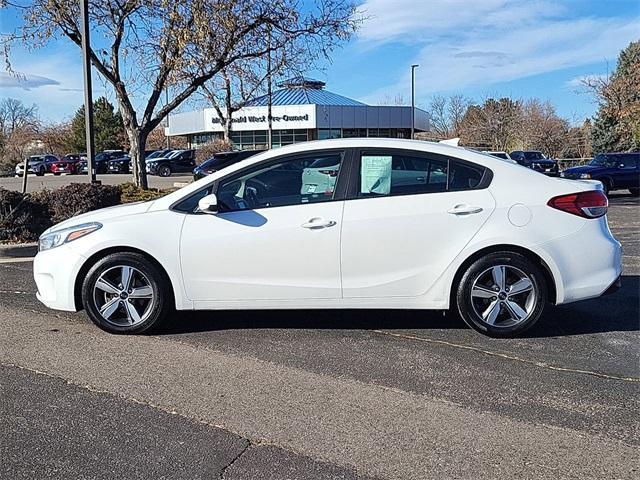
[563,165,600,174]
[43,201,153,234]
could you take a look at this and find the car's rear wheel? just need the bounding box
[629,188,639,196]
[81,253,170,334]
[158,164,171,177]
[455,251,547,337]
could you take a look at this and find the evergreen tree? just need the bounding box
[67,97,125,153]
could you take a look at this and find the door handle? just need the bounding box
[301,217,336,229]
[447,204,483,215]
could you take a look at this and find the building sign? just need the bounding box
[205,105,316,132]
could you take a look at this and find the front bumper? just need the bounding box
[34,244,86,312]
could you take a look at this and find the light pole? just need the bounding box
[80,0,97,184]
[410,64,419,139]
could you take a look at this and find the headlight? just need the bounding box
[579,173,591,179]
[38,222,102,252]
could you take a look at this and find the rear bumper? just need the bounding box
[538,218,622,305]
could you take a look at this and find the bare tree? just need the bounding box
[0,97,40,171]
[200,52,289,143]
[5,0,358,188]
[428,94,471,139]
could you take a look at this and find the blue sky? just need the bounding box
[2,0,639,124]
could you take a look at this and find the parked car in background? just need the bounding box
[34,138,621,338]
[146,149,196,177]
[561,152,640,195]
[482,151,517,164]
[51,153,85,175]
[510,150,559,176]
[15,154,58,176]
[193,150,264,180]
[108,155,132,174]
[77,151,127,174]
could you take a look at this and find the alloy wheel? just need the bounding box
[92,265,155,327]
[470,265,536,328]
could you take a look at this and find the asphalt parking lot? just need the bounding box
[1,193,638,479]
[0,173,192,193]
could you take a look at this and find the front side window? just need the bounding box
[216,152,344,211]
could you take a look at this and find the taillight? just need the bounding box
[319,169,338,177]
[547,190,608,218]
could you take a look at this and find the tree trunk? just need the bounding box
[128,129,149,189]
[223,117,232,143]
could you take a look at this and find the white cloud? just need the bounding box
[356,0,639,101]
[0,72,60,90]
[3,47,109,122]
[565,73,608,88]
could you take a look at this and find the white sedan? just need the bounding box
[34,138,622,337]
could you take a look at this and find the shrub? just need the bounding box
[119,182,170,203]
[43,183,121,224]
[0,188,52,242]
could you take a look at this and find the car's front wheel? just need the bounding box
[157,164,172,177]
[81,253,171,334]
[455,251,547,337]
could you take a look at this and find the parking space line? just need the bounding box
[0,258,35,264]
[373,329,640,382]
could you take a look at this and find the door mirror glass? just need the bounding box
[198,193,218,213]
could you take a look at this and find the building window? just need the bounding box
[319,129,342,140]
[343,128,367,138]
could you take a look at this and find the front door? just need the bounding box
[180,151,347,302]
[340,149,496,299]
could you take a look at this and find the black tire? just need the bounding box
[81,252,171,334]
[158,164,171,177]
[629,188,639,196]
[601,179,612,196]
[36,167,45,177]
[455,251,547,338]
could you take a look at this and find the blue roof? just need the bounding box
[247,78,366,107]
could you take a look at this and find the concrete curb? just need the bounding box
[0,243,38,259]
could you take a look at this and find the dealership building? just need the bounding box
[166,78,430,150]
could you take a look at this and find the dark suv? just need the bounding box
[193,150,264,180]
[561,152,640,195]
[146,149,196,177]
[510,150,559,176]
[78,151,127,174]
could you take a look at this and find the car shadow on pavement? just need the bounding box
[157,275,639,338]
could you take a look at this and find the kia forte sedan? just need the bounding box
[34,139,622,337]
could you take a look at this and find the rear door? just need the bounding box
[616,154,639,188]
[340,149,495,299]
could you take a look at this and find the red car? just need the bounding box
[50,154,84,175]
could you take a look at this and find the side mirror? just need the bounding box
[198,193,218,213]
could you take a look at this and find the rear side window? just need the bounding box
[448,161,484,190]
[357,152,488,198]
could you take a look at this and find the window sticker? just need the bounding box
[361,155,392,195]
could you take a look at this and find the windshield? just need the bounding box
[590,154,617,166]
[167,150,184,159]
